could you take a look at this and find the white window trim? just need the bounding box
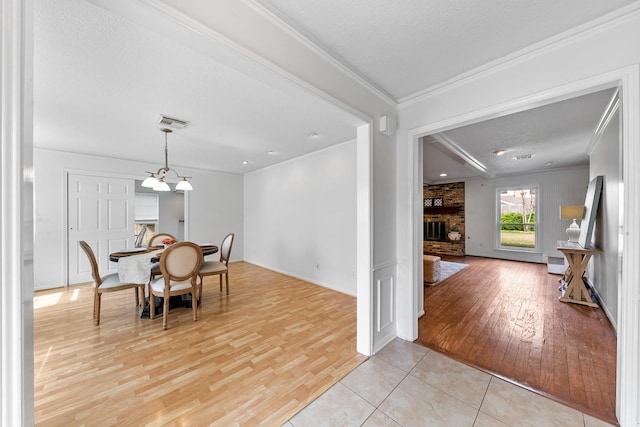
[495,185,540,253]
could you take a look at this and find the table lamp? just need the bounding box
[559,205,585,243]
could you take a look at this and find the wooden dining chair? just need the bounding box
[198,233,235,300]
[148,233,176,248]
[149,241,203,330]
[79,241,146,326]
[149,233,177,279]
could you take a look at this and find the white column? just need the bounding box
[356,123,373,355]
[1,0,34,425]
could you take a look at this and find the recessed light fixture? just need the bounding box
[439,173,447,177]
[545,161,554,166]
[267,150,276,155]
[493,149,506,156]
[242,161,249,165]
[308,132,319,138]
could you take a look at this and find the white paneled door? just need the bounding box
[68,174,135,284]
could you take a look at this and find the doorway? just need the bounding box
[133,179,185,247]
[67,174,188,285]
[407,73,638,424]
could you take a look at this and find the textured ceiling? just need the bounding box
[34,0,634,180]
[34,0,359,175]
[257,0,638,100]
[423,88,618,183]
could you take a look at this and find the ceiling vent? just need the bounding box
[514,154,533,160]
[156,114,189,129]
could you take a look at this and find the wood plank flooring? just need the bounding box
[417,256,617,425]
[34,262,366,426]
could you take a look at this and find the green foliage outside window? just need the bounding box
[500,212,536,231]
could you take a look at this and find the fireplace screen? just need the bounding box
[424,221,447,241]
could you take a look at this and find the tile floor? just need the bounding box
[283,339,615,427]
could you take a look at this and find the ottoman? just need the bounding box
[423,255,441,283]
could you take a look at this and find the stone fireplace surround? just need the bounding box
[423,182,465,256]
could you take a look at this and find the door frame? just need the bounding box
[63,168,190,286]
[405,65,639,424]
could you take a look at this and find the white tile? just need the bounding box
[341,357,407,406]
[480,378,584,427]
[375,338,429,372]
[378,375,477,427]
[584,413,618,427]
[362,410,402,427]
[289,382,375,427]
[410,350,491,408]
[473,411,510,427]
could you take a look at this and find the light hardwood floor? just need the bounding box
[34,262,366,426]
[417,256,617,425]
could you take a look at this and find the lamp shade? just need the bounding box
[153,180,171,192]
[175,178,193,191]
[141,175,159,188]
[559,205,584,220]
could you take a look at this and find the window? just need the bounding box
[497,186,538,251]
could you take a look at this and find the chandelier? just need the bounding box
[141,128,193,191]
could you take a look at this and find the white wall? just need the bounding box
[589,109,621,327]
[33,148,243,290]
[244,141,357,296]
[464,166,589,263]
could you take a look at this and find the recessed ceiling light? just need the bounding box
[493,149,506,156]
[267,150,276,155]
[545,161,554,166]
[308,132,319,138]
[242,161,249,165]
[439,173,447,177]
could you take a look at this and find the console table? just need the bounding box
[556,240,602,307]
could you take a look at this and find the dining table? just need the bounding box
[109,243,218,263]
[108,243,219,318]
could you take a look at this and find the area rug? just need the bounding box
[427,261,468,286]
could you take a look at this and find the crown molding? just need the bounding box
[430,133,493,179]
[586,89,620,155]
[399,1,640,107]
[244,0,396,106]
[88,0,371,123]
[244,137,358,176]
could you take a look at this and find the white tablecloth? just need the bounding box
[117,251,160,284]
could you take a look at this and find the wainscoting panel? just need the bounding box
[373,264,396,353]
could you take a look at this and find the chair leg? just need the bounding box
[219,275,223,292]
[225,272,229,295]
[94,293,102,326]
[93,292,97,324]
[192,286,198,322]
[135,287,140,307]
[162,296,169,330]
[198,274,203,303]
[150,294,156,319]
[93,290,97,318]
